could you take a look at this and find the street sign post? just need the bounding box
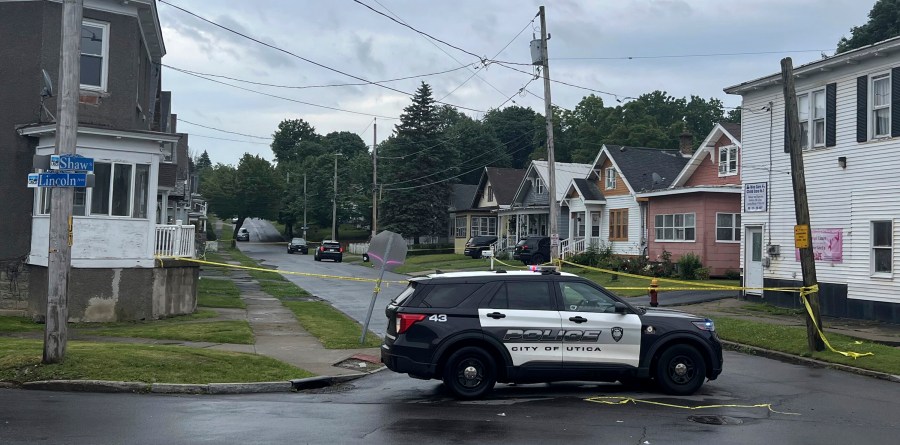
[27,172,88,188]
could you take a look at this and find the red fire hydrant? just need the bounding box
[649,278,659,307]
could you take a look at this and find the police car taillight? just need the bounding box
[396,313,426,334]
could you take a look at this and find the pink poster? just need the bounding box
[795,228,843,263]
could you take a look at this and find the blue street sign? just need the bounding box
[34,172,88,187]
[50,154,94,172]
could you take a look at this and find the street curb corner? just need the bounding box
[207,382,293,394]
[150,383,210,394]
[291,373,367,391]
[721,340,900,383]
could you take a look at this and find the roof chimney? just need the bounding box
[679,120,693,157]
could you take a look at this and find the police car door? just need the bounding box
[557,281,641,367]
[479,281,562,367]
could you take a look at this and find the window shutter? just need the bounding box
[826,83,837,147]
[892,67,900,137]
[857,75,868,142]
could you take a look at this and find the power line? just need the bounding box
[553,49,834,60]
[178,118,271,140]
[161,63,476,90]
[157,0,486,113]
[165,65,399,119]
[189,133,272,145]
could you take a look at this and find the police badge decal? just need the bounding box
[611,327,624,342]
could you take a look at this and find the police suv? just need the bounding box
[381,268,723,399]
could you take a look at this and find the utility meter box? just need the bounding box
[530,39,543,65]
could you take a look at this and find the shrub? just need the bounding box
[724,269,741,280]
[696,267,710,280]
[205,226,218,241]
[677,253,703,280]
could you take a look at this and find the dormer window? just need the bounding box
[718,145,738,176]
[534,178,545,194]
[487,185,493,202]
[605,168,617,189]
[81,20,109,91]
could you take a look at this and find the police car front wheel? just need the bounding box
[656,344,706,395]
[442,347,496,399]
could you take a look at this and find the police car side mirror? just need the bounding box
[614,302,628,314]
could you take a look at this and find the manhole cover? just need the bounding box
[687,415,743,425]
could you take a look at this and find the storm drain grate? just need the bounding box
[687,415,743,425]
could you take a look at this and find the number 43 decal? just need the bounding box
[428,314,447,322]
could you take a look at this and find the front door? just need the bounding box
[745,226,764,295]
[479,281,562,367]
[557,281,641,368]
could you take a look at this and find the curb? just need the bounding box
[721,340,900,383]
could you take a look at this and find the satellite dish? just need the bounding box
[652,172,663,184]
[40,69,53,98]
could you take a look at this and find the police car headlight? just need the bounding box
[692,320,715,332]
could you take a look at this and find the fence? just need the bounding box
[155,222,196,258]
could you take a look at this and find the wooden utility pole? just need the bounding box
[780,57,825,352]
[45,0,83,364]
[372,119,378,239]
[332,153,340,240]
[303,173,307,240]
[539,5,559,262]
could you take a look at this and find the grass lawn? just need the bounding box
[714,317,900,375]
[198,278,245,309]
[0,338,311,384]
[258,279,312,300]
[282,301,381,349]
[82,320,254,344]
[0,316,43,333]
[391,253,491,274]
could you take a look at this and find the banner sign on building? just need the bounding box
[795,228,843,263]
[744,182,768,212]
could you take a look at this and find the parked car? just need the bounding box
[314,240,343,262]
[513,236,551,265]
[381,267,723,399]
[287,237,308,254]
[236,227,250,242]
[463,235,498,259]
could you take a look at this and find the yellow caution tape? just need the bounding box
[798,285,874,359]
[585,396,800,416]
[156,256,407,284]
[561,260,737,289]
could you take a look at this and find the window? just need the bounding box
[872,220,892,275]
[575,212,585,237]
[421,283,483,308]
[487,185,493,202]
[716,213,742,242]
[81,20,109,91]
[609,209,628,241]
[37,187,86,216]
[591,213,600,237]
[559,282,618,313]
[605,167,617,189]
[455,216,467,238]
[872,73,891,138]
[36,162,148,218]
[470,217,497,237]
[534,178,545,195]
[718,145,738,176]
[654,213,695,241]
[797,89,826,149]
[487,282,554,311]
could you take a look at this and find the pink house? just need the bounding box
[636,123,742,276]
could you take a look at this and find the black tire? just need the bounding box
[531,254,544,265]
[287,249,292,254]
[442,347,496,400]
[337,258,343,263]
[362,254,369,262]
[472,251,482,259]
[655,344,706,395]
[314,255,320,262]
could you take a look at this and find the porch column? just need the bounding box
[161,192,169,225]
[585,210,591,246]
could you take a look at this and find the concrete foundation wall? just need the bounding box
[0,259,29,310]
[28,263,198,322]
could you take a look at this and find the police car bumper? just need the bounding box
[381,347,434,378]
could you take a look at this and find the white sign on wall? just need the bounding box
[744,182,768,212]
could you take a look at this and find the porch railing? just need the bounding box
[155,222,196,258]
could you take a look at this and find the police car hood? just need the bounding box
[639,307,706,321]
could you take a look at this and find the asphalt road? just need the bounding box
[235,218,407,336]
[2,350,897,444]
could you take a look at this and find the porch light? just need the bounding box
[838,156,847,169]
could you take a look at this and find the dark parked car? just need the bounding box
[287,237,308,254]
[513,236,551,265]
[314,240,343,262]
[236,227,250,242]
[381,268,723,399]
[463,235,498,259]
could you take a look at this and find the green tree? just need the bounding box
[380,82,455,243]
[201,154,284,242]
[484,105,543,169]
[836,0,900,54]
[270,118,323,163]
[445,116,510,184]
[196,150,212,171]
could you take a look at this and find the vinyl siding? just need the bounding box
[603,195,643,255]
[685,135,742,187]
[737,54,900,305]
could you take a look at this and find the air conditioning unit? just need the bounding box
[767,244,780,256]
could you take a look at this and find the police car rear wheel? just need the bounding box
[443,347,496,399]
[656,345,706,395]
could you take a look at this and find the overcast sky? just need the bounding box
[157,0,873,166]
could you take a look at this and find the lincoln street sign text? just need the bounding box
[50,154,94,172]
[27,172,88,188]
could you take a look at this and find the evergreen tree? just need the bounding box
[196,150,212,171]
[380,82,455,243]
[836,0,900,54]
